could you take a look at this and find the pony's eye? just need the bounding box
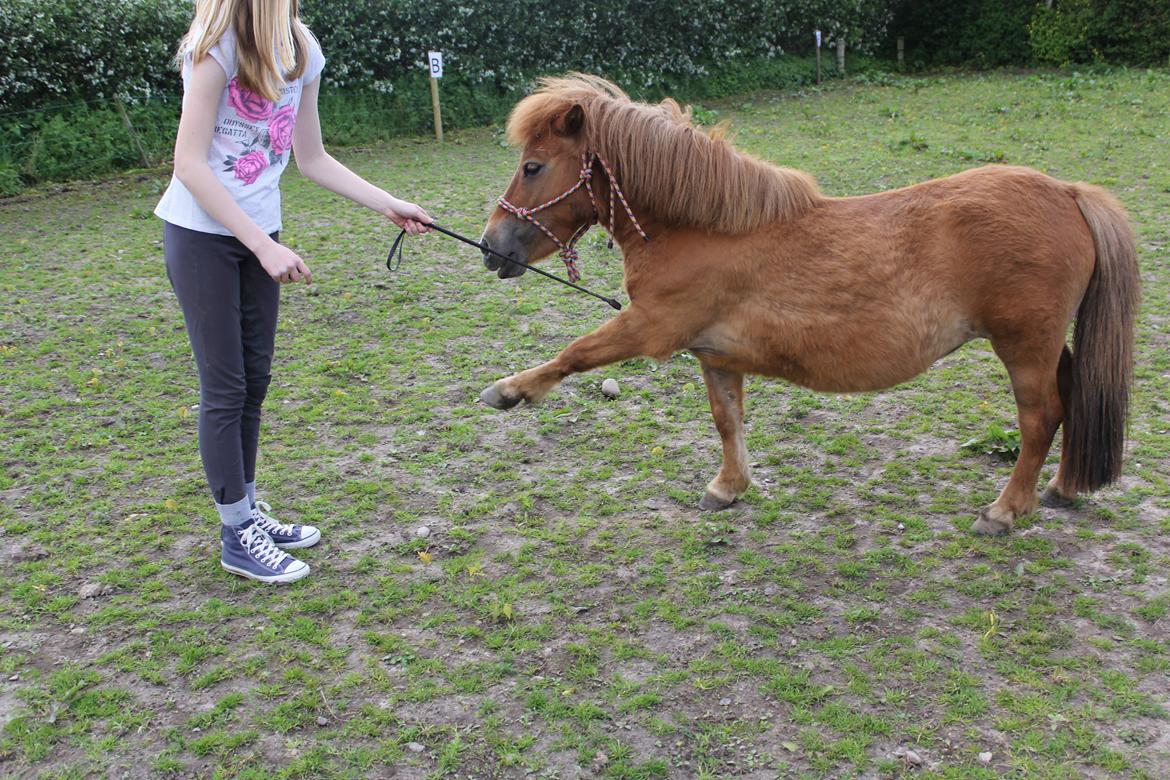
[523,162,543,177]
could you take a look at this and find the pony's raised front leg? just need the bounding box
[973,356,1063,535]
[697,361,751,511]
[480,308,658,409]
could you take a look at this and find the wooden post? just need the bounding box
[815,30,822,84]
[836,38,846,76]
[429,76,443,142]
[116,99,151,168]
[897,36,905,70]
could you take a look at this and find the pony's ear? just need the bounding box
[554,104,585,137]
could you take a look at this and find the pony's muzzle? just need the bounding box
[480,234,528,279]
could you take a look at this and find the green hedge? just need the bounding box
[3,0,1166,196]
[0,0,190,113]
[1,0,893,195]
[1,0,893,114]
[892,0,1170,68]
[0,55,857,197]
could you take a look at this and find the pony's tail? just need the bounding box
[1062,184,1140,493]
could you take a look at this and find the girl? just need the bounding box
[155,0,431,583]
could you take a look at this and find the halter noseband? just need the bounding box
[497,152,648,282]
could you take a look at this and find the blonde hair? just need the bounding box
[177,0,309,101]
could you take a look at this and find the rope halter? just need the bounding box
[497,151,649,282]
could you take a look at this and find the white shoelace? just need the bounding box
[253,500,297,536]
[238,523,288,569]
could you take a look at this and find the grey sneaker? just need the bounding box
[221,518,310,583]
[252,500,321,550]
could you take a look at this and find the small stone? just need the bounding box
[601,378,621,398]
[316,716,329,727]
[719,698,731,706]
[406,741,425,753]
[896,747,923,766]
[763,585,777,597]
[897,523,905,531]
[8,674,19,682]
[70,627,85,635]
[978,751,993,764]
[78,583,111,599]
[592,751,609,767]
[415,526,430,539]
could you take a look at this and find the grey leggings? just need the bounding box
[164,221,280,506]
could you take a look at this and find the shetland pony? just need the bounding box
[478,75,1138,534]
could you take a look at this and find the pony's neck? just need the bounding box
[586,117,822,234]
[588,156,653,251]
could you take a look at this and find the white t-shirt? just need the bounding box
[154,24,326,235]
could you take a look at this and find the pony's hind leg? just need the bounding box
[973,342,1064,535]
[1039,348,1078,507]
[697,360,752,510]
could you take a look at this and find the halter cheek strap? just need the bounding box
[497,152,648,282]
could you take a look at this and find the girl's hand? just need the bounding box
[256,241,312,284]
[384,197,433,235]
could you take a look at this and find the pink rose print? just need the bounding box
[268,104,297,154]
[233,150,269,185]
[228,78,274,121]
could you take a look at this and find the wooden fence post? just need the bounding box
[427,51,444,143]
[836,38,846,76]
[116,99,152,168]
[815,30,822,84]
[429,77,443,143]
[897,36,905,69]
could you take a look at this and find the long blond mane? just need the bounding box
[506,74,821,233]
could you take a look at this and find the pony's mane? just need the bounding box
[507,74,821,233]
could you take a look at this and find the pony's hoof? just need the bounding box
[479,383,520,410]
[699,490,736,511]
[1039,485,1076,508]
[972,506,1013,536]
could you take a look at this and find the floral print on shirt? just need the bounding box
[221,78,297,186]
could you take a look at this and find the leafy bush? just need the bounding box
[1,0,894,115]
[301,0,891,95]
[1083,0,1170,65]
[1030,0,1095,65]
[0,0,189,112]
[890,0,1169,69]
[891,0,1035,68]
[2,0,891,194]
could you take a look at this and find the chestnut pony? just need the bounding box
[478,75,1138,534]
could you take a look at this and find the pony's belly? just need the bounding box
[690,316,979,393]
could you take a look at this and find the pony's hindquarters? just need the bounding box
[1057,184,1140,495]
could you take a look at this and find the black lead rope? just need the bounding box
[386,222,623,311]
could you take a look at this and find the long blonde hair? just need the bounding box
[177,0,309,101]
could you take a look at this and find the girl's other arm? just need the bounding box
[292,77,432,235]
[172,57,311,283]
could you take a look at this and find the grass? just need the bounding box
[1,66,1169,778]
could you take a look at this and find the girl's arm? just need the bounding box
[173,57,311,283]
[292,77,432,235]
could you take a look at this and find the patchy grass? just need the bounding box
[2,67,1169,778]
